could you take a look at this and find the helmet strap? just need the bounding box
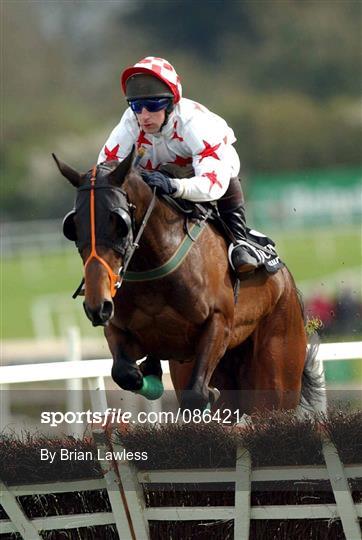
[160,110,171,131]
[160,101,175,131]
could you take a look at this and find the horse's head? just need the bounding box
[53,150,135,326]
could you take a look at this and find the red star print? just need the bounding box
[202,171,222,191]
[171,155,192,167]
[104,144,120,161]
[172,121,183,142]
[143,159,160,171]
[144,160,154,170]
[198,140,221,162]
[137,130,152,148]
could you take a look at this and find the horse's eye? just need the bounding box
[62,210,77,241]
[112,209,131,237]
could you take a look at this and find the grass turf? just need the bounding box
[1,226,360,339]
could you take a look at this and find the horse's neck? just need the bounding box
[125,174,184,271]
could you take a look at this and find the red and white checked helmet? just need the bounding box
[121,57,182,104]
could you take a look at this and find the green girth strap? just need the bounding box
[123,220,207,282]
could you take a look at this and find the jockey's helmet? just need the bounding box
[121,57,182,105]
[125,74,173,101]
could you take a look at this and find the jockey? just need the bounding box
[98,56,259,275]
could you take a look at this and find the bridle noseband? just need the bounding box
[71,164,157,299]
[83,166,122,297]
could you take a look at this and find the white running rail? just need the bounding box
[0,341,361,540]
[0,434,361,539]
[1,341,361,386]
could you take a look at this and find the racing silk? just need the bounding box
[97,98,240,203]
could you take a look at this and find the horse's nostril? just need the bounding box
[83,301,113,326]
[83,302,91,320]
[101,300,114,321]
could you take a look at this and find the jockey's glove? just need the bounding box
[141,171,178,196]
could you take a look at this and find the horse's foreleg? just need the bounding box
[105,324,143,392]
[139,355,163,381]
[180,313,231,411]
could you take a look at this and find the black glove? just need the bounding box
[141,171,178,196]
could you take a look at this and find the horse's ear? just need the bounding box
[52,153,81,188]
[108,146,135,185]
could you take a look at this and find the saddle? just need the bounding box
[162,195,284,275]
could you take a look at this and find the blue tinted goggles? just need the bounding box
[128,97,171,114]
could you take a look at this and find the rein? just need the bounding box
[119,187,157,279]
[73,166,208,297]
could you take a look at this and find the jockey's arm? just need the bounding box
[171,144,240,203]
[170,119,240,203]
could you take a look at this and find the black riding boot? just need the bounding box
[218,178,259,275]
[220,204,259,274]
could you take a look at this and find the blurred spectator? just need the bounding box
[333,288,362,336]
[306,288,362,338]
[306,293,335,335]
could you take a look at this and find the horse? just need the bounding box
[54,151,324,415]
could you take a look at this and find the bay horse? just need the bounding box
[54,151,324,415]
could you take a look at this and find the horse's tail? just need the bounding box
[290,279,327,416]
[300,332,327,415]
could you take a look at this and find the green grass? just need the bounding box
[1,226,361,339]
[274,227,361,282]
[1,249,91,339]
[324,359,362,383]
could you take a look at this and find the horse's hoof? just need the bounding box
[209,387,220,404]
[111,366,143,391]
[139,358,163,379]
[135,375,164,400]
[180,389,208,413]
[204,388,221,412]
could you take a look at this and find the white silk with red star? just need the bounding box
[97,98,240,203]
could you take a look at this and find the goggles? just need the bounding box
[128,97,171,114]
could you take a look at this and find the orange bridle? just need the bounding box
[83,166,122,298]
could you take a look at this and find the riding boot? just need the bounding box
[218,178,259,275]
[220,204,259,274]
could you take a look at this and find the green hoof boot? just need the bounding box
[136,375,164,400]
